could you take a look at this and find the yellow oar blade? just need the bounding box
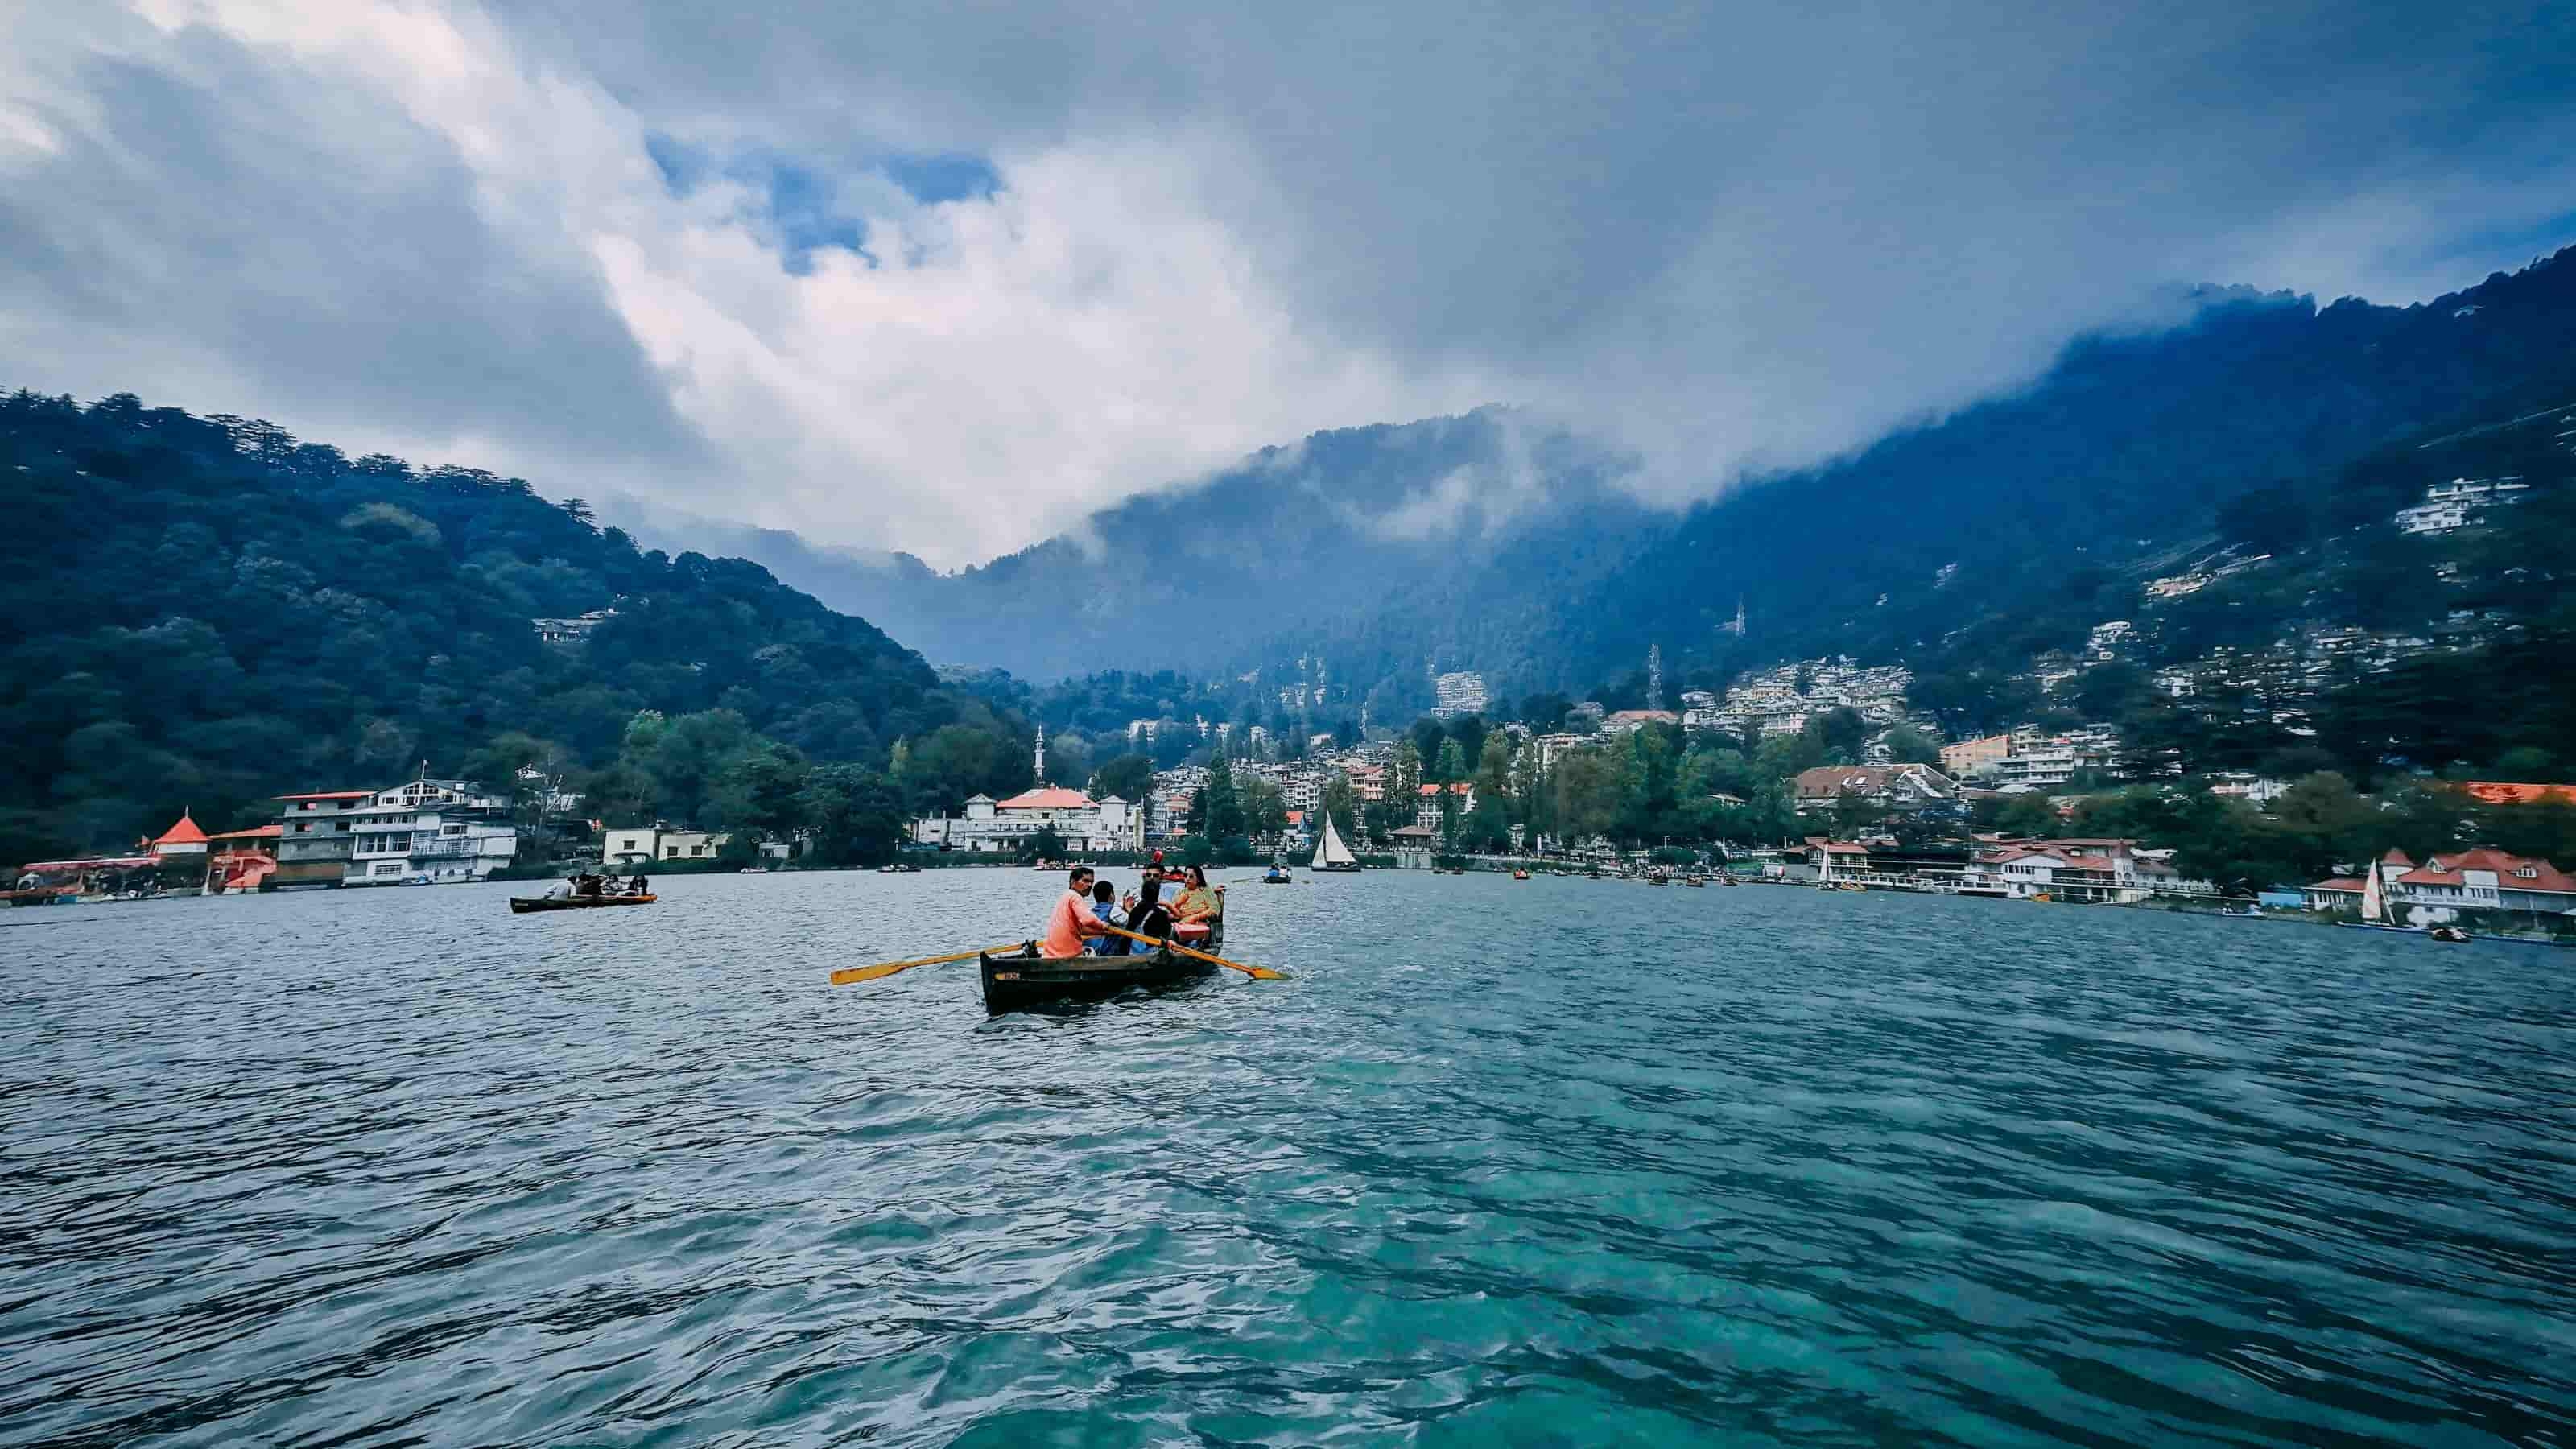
[1100,924,1289,980]
[830,943,1022,987]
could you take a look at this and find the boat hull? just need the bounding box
[980,947,1217,1013]
[510,894,658,913]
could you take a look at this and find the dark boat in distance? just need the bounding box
[979,942,1219,1013]
[510,894,657,914]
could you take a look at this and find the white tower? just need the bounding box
[1034,724,1046,784]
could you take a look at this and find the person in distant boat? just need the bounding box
[1085,878,1126,955]
[1042,865,1112,958]
[626,873,650,897]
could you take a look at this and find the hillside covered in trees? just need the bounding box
[0,392,1042,864]
[698,246,2576,730]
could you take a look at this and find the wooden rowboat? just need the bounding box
[510,894,657,914]
[979,942,1218,1013]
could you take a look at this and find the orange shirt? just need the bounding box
[1043,888,1100,958]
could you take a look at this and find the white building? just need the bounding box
[2393,477,2529,535]
[1988,734,2120,792]
[604,828,731,865]
[1432,671,1490,719]
[910,788,1144,853]
[344,778,519,884]
[531,608,615,644]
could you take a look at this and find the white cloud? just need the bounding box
[5,0,2572,566]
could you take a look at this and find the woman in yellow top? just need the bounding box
[1173,865,1223,926]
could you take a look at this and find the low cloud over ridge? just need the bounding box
[4,0,2571,564]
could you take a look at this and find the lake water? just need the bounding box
[2,871,2570,1447]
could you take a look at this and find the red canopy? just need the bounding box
[19,857,161,873]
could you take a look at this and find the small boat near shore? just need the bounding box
[510,894,657,914]
[979,941,1220,1013]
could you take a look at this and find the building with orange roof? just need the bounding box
[147,811,209,857]
[910,786,1144,854]
[2459,782,2576,807]
[2306,845,2576,921]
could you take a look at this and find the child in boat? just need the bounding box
[1086,879,1126,954]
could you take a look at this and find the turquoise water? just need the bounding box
[2,872,2570,1446]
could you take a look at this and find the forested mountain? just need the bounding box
[705,246,2576,724]
[625,410,1671,715]
[0,394,1036,862]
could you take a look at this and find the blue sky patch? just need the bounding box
[881,152,1001,205]
[640,134,1004,274]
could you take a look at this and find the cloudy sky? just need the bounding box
[4,1,2571,565]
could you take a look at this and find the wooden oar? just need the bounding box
[1100,923,1290,980]
[830,942,1024,987]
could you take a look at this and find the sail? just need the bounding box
[2360,857,2386,923]
[1312,811,1358,869]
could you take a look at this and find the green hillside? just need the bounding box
[0,393,1036,863]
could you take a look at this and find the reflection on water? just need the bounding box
[2,872,2570,1446]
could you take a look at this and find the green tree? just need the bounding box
[797,763,906,867]
[1474,733,1515,802]
[1881,724,1941,766]
[709,739,810,835]
[1239,778,1289,837]
[1434,737,1469,784]
[1201,754,1246,841]
[1089,753,1154,803]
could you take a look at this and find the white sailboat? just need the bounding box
[2345,852,2420,932]
[1311,810,1362,872]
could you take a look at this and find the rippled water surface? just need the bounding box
[4,872,2573,1447]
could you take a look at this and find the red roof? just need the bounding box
[1415,782,1472,796]
[2460,782,2576,806]
[2380,848,2414,867]
[2398,848,2576,894]
[2309,877,2367,893]
[995,786,1093,811]
[152,811,208,846]
[20,857,161,872]
[276,791,374,802]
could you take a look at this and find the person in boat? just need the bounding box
[626,873,650,897]
[1042,865,1113,958]
[1173,865,1221,927]
[1123,865,1175,949]
[1084,878,1126,955]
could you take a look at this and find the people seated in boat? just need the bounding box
[1042,866,1113,958]
[625,873,650,897]
[1084,878,1126,955]
[1123,865,1175,947]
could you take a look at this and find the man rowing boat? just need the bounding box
[1042,865,1113,957]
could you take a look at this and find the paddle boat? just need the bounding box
[1262,863,1293,884]
[509,893,656,914]
[1512,869,1531,881]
